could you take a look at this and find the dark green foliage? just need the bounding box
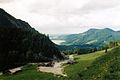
[108,40,120,48]
[73,49,81,54]
[0,26,63,72]
[62,47,98,55]
[0,8,63,72]
[78,46,120,80]
[62,49,82,55]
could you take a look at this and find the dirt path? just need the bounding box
[38,60,67,76]
[9,66,23,74]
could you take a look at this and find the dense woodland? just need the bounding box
[0,8,63,72]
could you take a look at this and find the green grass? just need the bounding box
[0,48,114,80]
[64,50,107,80]
[0,64,59,80]
[79,46,120,80]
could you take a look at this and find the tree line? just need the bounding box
[0,27,63,72]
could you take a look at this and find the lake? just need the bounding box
[51,40,65,45]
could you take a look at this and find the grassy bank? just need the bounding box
[0,64,59,80]
[79,46,120,80]
[64,50,107,80]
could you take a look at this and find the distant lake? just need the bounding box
[51,40,65,45]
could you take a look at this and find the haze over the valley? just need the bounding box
[0,0,120,34]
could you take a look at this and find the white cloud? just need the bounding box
[0,0,120,34]
[0,0,14,3]
[79,0,120,14]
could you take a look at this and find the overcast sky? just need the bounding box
[0,0,120,34]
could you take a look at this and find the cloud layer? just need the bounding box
[0,0,120,34]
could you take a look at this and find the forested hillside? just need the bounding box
[0,8,63,72]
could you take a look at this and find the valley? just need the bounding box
[0,8,120,80]
[51,40,65,45]
[1,46,119,80]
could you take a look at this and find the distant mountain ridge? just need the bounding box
[51,28,120,48]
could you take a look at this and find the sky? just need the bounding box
[0,0,120,34]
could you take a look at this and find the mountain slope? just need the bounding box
[0,8,63,72]
[52,28,120,47]
[79,46,120,80]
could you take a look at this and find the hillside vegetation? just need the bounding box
[79,46,120,80]
[0,46,120,80]
[0,64,59,80]
[0,8,63,72]
[51,28,120,48]
[0,47,106,80]
[64,49,107,80]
